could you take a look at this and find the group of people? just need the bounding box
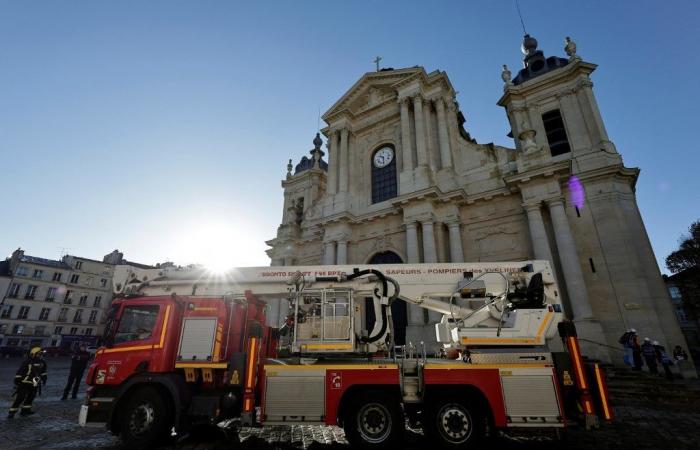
[619,328,688,380]
[7,344,91,419]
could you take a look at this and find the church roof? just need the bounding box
[512,34,569,85]
[322,67,455,123]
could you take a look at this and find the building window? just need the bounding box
[64,290,73,304]
[75,261,83,270]
[15,266,28,277]
[24,285,38,300]
[0,324,6,334]
[88,310,98,324]
[79,295,88,306]
[69,327,78,335]
[8,283,21,298]
[17,306,30,319]
[73,309,83,323]
[53,272,62,281]
[85,328,93,336]
[1,305,13,319]
[12,325,25,335]
[58,308,68,322]
[46,287,57,301]
[371,145,398,204]
[32,269,43,279]
[669,286,682,300]
[39,308,51,321]
[93,296,102,307]
[70,274,80,284]
[54,326,63,335]
[34,326,46,336]
[542,109,571,156]
[101,278,108,288]
[675,305,688,323]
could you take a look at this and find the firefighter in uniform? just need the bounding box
[8,347,48,418]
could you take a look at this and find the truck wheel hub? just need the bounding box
[358,404,390,442]
[129,403,155,435]
[439,404,471,442]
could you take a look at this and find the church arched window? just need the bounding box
[371,145,397,204]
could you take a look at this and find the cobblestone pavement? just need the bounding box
[1,357,699,449]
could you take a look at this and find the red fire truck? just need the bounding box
[79,261,612,448]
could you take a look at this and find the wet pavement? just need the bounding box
[0,357,699,449]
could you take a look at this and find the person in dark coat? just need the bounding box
[641,338,658,374]
[61,344,90,400]
[8,347,47,418]
[630,332,643,370]
[653,341,674,381]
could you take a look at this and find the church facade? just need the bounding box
[265,35,692,369]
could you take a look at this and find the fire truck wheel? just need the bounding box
[425,397,484,448]
[120,387,172,448]
[343,391,402,449]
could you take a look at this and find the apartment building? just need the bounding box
[0,248,114,351]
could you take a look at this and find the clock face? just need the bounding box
[373,147,394,168]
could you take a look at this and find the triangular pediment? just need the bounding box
[322,67,427,122]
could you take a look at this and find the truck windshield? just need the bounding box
[114,305,160,344]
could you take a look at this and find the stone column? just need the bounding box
[336,240,348,265]
[405,222,420,263]
[523,203,555,264]
[323,241,336,265]
[405,221,423,325]
[400,98,413,171]
[413,95,428,166]
[421,220,438,263]
[421,219,441,322]
[547,198,594,319]
[447,221,464,262]
[435,97,452,169]
[327,130,338,194]
[339,128,349,192]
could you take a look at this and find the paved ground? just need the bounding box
[0,357,699,449]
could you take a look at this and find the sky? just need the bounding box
[0,0,698,272]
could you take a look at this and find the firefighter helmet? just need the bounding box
[29,346,42,357]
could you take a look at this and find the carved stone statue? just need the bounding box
[565,36,580,61]
[501,64,512,87]
[286,159,293,179]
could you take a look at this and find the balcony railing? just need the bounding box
[24,295,35,300]
[45,297,55,302]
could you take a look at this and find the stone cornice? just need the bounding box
[574,163,640,189]
[503,160,571,188]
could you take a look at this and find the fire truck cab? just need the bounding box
[80,261,612,448]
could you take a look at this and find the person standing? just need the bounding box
[641,338,658,374]
[62,344,90,400]
[673,345,689,377]
[654,341,674,381]
[630,332,644,371]
[8,347,47,418]
[620,328,635,366]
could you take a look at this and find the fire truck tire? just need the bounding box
[120,387,173,448]
[424,397,484,449]
[343,391,403,449]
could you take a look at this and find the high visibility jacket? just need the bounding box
[14,357,47,386]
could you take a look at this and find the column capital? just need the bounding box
[411,93,424,102]
[545,197,566,208]
[521,202,543,212]
[420,218,435,226]
[403,221,418,230]
[399,96,411,106]
[446,220,461,229]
